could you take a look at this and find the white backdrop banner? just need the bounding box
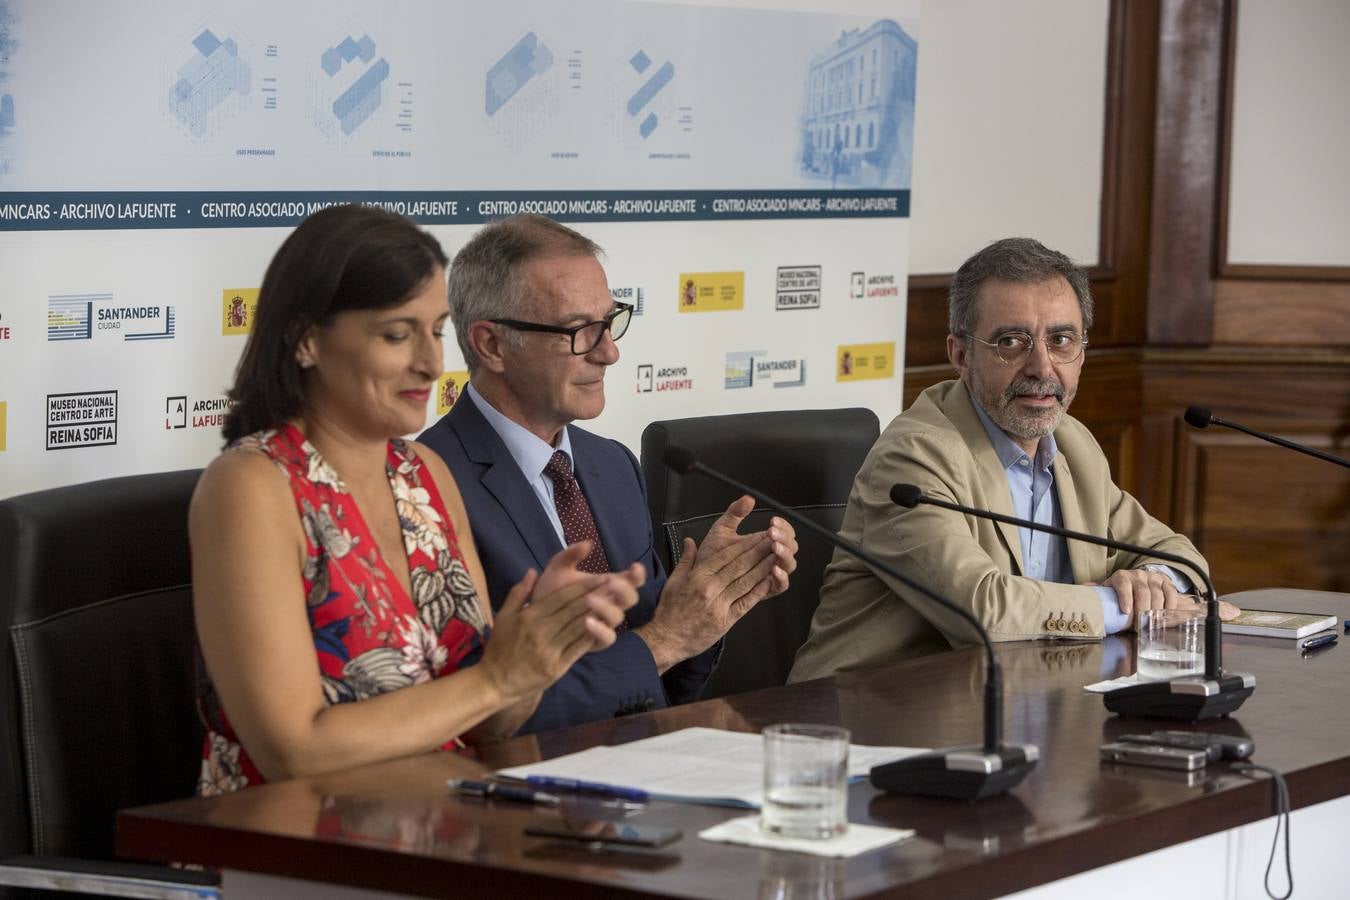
[0,0,918,497]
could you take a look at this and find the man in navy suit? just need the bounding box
[419,215,798,733]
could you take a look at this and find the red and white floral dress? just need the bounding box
[196,424,488,796]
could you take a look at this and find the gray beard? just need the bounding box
[974,375,1071,441]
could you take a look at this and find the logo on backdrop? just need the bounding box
[436,371,469,416]
[165,394,233,430]
[849,271,899,299]
[0,310,10,341]
[775,265,821,310]
[0,401,6,452]
[610,286,645,316]
[836,342,896,381]
[724,351,806,390]
[46,390,118,450]
[222,288,260,335]
[636,363,693,394]
[47,293,175,341]
[678,272,744,313]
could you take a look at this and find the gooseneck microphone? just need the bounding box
[1184,406,1349,468]
[663,446,1037,801]
[890,484,1254,721]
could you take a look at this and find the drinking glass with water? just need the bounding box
[761,723,849,840]
[1136,607,1205,681]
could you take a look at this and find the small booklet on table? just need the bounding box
[1220,588,1340,639]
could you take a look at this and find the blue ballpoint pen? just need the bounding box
[1300,632,1338,653]
[522,775,649,803]
[448,778,561,806]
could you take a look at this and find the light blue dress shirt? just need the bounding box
[970,403,1135,635]
[465,382,573,546]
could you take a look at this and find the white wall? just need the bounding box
[1226,0,1350,267]
[909,0,1108,273]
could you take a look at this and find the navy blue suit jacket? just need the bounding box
[418,392,713,733]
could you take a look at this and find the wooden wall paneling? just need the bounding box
[1094,0,1159,349]
[1142,350,1350,592]
[1213,279,1350,346]
[903,277,953,369]
[1144,0,1226,345]
[1175,431,1350,593]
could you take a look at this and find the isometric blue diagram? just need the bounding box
[321,34,388,135]
[169,29,251,138]
[1,1,16,142]
[485,32,553,117]
[322,34,374,76]
[626,49,673,139]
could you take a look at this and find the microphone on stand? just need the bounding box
[662,446,1037,801]
[1184,406,1349,468]
[889,484,1254,721]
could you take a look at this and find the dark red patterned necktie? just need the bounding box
[543,450,611,574]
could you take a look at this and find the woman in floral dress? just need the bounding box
[192,205,640,794]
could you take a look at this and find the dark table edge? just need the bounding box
[116,753,1348,900]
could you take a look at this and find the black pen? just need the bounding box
[448,778,561,806]
[1300,632,1338,654]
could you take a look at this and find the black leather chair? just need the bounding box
[0,470,219,899]
[640,408,880,699]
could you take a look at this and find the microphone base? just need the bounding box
[1104,672,1255,721]
[869,744,1038,801]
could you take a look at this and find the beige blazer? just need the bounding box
[789,380,1208,682]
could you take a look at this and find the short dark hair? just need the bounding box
[222,205,448,443]
[948,237,1093,338]
[447,215,602,373]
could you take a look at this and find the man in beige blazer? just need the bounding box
[791,238,1214,682]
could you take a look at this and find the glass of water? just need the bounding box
[761,723,849,840]
[1136,607,1205,681]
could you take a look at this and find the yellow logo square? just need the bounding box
[222,288,260,335]
[436,371,470,416]
[836,342,896,381]
[677,272,744,313]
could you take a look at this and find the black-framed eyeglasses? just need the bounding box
[490,302,633,355]
[962,330,1089,365]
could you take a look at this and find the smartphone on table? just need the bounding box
[524,818,682,848]
[1099,741,1208,771]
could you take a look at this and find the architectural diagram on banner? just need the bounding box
[163,23,253,139]
[607,33,689,157]
[0,1,917,498]
[308,25,410,147]
[483,29,569,153]
[799,19,916,190]
[0,0,17,177]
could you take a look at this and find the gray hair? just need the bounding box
[448,215,603,373]
[948,237,1093,338]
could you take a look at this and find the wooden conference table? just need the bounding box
[118,593,1350,898]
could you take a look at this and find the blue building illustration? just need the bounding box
[169,29,251,138]
[800,20,916,189]
[626,49,673,139]
[322,34,387,135]
[1,0,17,139]
[485,32,553,117]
